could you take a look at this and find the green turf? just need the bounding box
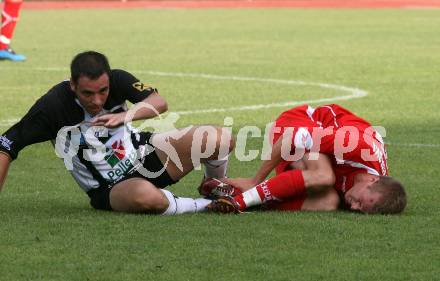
[0,8,439,281]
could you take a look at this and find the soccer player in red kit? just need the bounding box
[206,104,406,215]
[0,0,26,61]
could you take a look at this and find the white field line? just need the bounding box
[385,142,440,148]
[143,70,368,115]
[0,66,367,121]
[0,67,438,149]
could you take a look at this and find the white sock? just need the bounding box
[161,189,212,215]
[242,187,263,208]
[204,156,229,179]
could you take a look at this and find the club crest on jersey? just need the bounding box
[0,136,13,151]
[104,140,138,181]
[132,82,154,92]
[104,140,126,167]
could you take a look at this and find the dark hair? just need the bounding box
[70,51,111,84]
[369,176,407,214]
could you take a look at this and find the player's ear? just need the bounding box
[69,78,76,92]
[370,175,380,183]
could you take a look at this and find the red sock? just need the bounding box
[263,196,307,212]
[234,170,305,210]
[0,0,23,49]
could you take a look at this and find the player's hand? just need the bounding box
[221,177,260,191]
[91,112,126,128]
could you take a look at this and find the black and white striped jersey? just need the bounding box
[0,69,157,192]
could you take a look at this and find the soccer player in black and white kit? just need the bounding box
[0,51,234,214]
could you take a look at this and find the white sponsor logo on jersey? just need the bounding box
[294,127,313,150]
[0,136,13,151]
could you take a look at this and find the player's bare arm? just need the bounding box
[224,136,336,193]
[0,152,11,192]
[92,92,168,128]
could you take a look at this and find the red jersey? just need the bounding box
[272,104,388,194]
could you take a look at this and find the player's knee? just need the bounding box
[322,190,340,211]
[312,171,336,188]
[208,126,235,156]
[225,130,235,152]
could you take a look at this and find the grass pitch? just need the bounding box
[0,7,439,281]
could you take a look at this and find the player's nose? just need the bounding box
[92,94,105,106]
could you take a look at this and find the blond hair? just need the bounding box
[369,176,406,214]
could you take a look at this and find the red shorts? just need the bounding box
[263,193,307,211]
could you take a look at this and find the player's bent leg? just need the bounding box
[109,178,168,214]
[0,0,26,62]
[109,178,212,215]
[152,125,235,181]
[301,187,340,211]
[275,153,335,190]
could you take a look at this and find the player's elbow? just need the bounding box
[149,93,168,114]
[157,99,168,114]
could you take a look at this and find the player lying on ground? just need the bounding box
[204,104,406,214]
[0,51,235,215]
